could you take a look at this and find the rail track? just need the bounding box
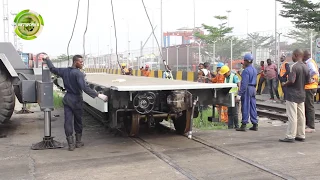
[83,102,294,180]
[257,103,320,122]
[256,104,288,122]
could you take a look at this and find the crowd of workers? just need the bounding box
[40,48,318,151]
[197,54,258,131]
[119,61,174,80]
[197,50,319,142]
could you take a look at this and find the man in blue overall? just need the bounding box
[43,55,108,151]
[236,53,258,131]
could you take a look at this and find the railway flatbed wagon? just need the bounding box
[56,73,236,138]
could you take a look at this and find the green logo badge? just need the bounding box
[14,9,44,40]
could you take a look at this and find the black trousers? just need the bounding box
[305,89,317,129]
[63,93,84,137]
[228,102,239,128]
[282,86,287,100]
[257,77,265,94]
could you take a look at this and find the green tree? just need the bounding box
[194,16,233,44]
[213,37,248,60]
[195,16,274,62]
[277,0,320,31]
[284,28,320,54]
[247,32,274,49]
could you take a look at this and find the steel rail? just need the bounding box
[190,136,294,180]
[256,109,288,122]
[133,137,197,180]
[257,103,320,119]
[83,103,294,180]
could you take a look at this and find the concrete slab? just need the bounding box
[0,106,187,180]
[2,96,320,179]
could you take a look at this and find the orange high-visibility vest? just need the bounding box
[279,61,288,77]
[211,73,225,83]
[141,69,150,77]
[305,59,319,89]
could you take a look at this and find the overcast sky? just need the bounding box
[1,0,297,56]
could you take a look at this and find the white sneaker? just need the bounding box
[305,128,316,133]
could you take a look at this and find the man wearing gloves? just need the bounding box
[236,53,258,131]
[43,54,108,151]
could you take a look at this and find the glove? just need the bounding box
[42,54,50,60]
[310,78,316,83]
[98,94,108,102]
[236,95,241,101]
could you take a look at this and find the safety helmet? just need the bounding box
[244,53,253,62]
[219,65,230,75]
[145,64,150,68]
[121,63,126,67]
[217,62,224,68]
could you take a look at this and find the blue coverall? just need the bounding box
[46,60,98,137]
[238,64,258,125]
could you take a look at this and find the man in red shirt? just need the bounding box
[256,61,265,95]
[265,59,280,100]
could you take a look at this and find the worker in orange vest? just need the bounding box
[211,62,228,123]
[303,50,319,133]
[140,64,150,77]
[279,56,290,100]
[211,62,225,83]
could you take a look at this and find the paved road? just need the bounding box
[1,100,320,179]
[0,102,283,180]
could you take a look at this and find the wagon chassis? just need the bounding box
[77,73,236,138]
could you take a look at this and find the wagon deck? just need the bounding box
[85,73,236,91]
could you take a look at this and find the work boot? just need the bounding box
[236,124,246,131]
[75,134,84,148]
[249,124,258,131]
[66,136,76,151]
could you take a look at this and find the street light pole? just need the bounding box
[196,41,202,63]
[152,12,155,54]
[166,47,169,64]
[278,33,282,63]
[187,45,190,71]
[124,19,129,66]
[212,41,216,63]
[275,0,279,70]
[176,46,179,71]
[246,9,249,35]
[226,10,231,27]
[231,38,233,70]
[193,0,196,28]
[160,0,163,48]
